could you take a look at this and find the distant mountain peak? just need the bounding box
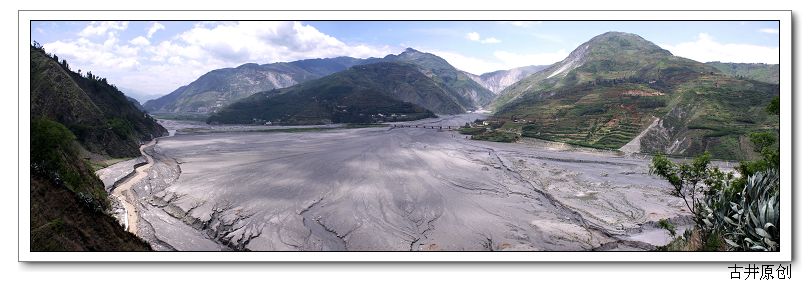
[490,31,708,110]
[236,62,260,69]
[398,48,439,59]
[583,31,671,55]
[593,31,641,38]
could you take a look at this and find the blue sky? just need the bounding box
[31,21,780,102]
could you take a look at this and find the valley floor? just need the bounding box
[100,114,702,251]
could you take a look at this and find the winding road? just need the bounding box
[111,139,156,235]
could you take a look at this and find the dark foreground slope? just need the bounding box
[30,119,151,251]
[494,32,778,160]
[29,45,163,251]
[208,62,468,125]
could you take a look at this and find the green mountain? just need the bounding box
[706,62,779,84]
[370,48,496,109]
[142,62,317,115]
[208,62,468,125]
[31,47,167,157]
[30,45,164,251]
[494,32,779,160]
[142,57,366,116]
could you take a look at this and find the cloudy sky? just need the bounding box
[32,21,780,102]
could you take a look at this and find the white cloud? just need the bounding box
[147,22,165,38]
[45,39,140,71]
[660,33,778,64]
[78,21,128,37]
[466,32,500,44]
[129,36,150,46]
[480,37,501,44]
[759,28,779,34]
[176,21,392,63]
[46,21,395,95]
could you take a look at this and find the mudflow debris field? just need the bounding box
[104,115,697,251]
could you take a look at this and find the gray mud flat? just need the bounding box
[136,115,691,251]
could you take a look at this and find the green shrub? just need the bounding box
[106,118,133,139]
[471,131,520,143]
[31,118,76,172]
[31,117,107,210]
[658,219,677,237]
[459,127,486,135]
[652,147,780,251]
[749,131,777,153]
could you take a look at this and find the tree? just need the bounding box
[766,96,779,115]
[738,96,780,179]
[650,153,731,226]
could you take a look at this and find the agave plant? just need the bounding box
[719,169,780,251]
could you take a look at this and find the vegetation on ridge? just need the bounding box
[207,62,469,125]
[30,43,155,251]
[490,32,779,160]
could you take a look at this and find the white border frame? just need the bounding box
[18,10,792,262]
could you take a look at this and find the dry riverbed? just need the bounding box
[100,114,699,251]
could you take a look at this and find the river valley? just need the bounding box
[98,114,702,251]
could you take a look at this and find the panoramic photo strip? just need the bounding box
[22,16,788,260]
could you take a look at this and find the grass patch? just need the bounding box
[459,127,486,135]
[471,131,520,143]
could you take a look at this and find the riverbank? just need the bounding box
[98,140,156,234]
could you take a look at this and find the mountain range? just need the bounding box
[208,62,463,125]
[142,57,365,115]
[143,48,500,116]
[369,48,496,108]
[144,32,778,160]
